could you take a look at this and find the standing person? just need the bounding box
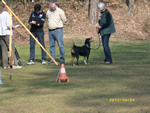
[96,2,116,64]
[27,4,46,65]
[0,42,25,66]
[46,0,67,64]
[0,6,22,69]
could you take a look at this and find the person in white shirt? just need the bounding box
[0,6,22,69]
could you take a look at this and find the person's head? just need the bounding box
[34,4,41,14]
[97,2,106,12]
[3,5,10,13]
[49,0,57,11]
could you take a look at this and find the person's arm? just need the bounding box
[36,12,45,26]
[28,12,33,24]
[101,12,111,29]
[28,12,37,25]
[6,13,11,29]
[60,10,67,23]
[6,13,15,30]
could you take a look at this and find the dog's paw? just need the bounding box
[84,60,87,65]
[88,63,90,65]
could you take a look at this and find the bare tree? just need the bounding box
[126,0,134,14]
[24,0,27,9]
[40,0,46,4]
[89,0,99,24]
[83,0,89,10]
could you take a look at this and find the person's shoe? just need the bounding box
[3,66,10,69]
[18,60,26,66]
[101,60,106,64]
[60,62,65,64]
[105,61,112,64]
[12,65,22,69]
[48,61,55,64]
[27,60,34,65]
[3,67,7,69]
[42,60,46,65]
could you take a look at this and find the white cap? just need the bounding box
[98,2,106,11]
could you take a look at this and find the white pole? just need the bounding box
[0,70,3,85]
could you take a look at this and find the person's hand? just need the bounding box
[98,15,101,20]
[96,26,101,29]
[12,26,15,30]
[37,23,40,26]
[8,26,15,30]
[30,21,36,24]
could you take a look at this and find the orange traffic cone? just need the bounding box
[57,64,69,83]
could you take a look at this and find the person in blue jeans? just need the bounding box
[27,4,46,65]
[96,2,116,64]
[46,0,67,64]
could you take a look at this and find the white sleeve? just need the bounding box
[6,13,13,29]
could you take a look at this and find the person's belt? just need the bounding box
[49,27,62,31]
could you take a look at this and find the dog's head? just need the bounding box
[85,37,93,45]
[71,43,76,54]
[72,43,76,48]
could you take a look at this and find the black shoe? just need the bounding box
[18,60,26,66]
[48,61,55,64]
[60,62,65,64]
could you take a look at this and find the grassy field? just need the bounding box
[0,39,150,113]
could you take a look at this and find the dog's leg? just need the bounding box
[84,57,87,65]
[87,55,90,65]
[76,57,79,65]
[72,56,75,66]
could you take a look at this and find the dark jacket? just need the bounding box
[28,10,45,32]
[98,9,116,36]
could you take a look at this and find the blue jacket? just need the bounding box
[98,9,116,36]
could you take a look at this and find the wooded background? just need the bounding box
[1,0,149,41]
[2,0,136,24]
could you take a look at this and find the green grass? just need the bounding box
[0,39,150,113]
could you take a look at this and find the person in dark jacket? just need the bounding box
[27,4,46,65]
[96,2,116,64]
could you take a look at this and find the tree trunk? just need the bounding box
[40,0,46,4]
[89,0,99,24]
[84,0,89,10]
[24,0,27,9]
[127,0,134,14]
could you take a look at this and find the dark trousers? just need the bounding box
[29,31,46,61]
[102,34,112,62]
[15,48,20,60]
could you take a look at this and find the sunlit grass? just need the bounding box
[0,39,150,113]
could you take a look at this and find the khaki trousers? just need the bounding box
[0,35,17,67]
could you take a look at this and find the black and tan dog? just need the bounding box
[71,37,93,66]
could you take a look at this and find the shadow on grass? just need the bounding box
[0,40,150,112]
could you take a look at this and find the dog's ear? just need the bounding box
[85,38,89,44]
[72,43,76,47]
